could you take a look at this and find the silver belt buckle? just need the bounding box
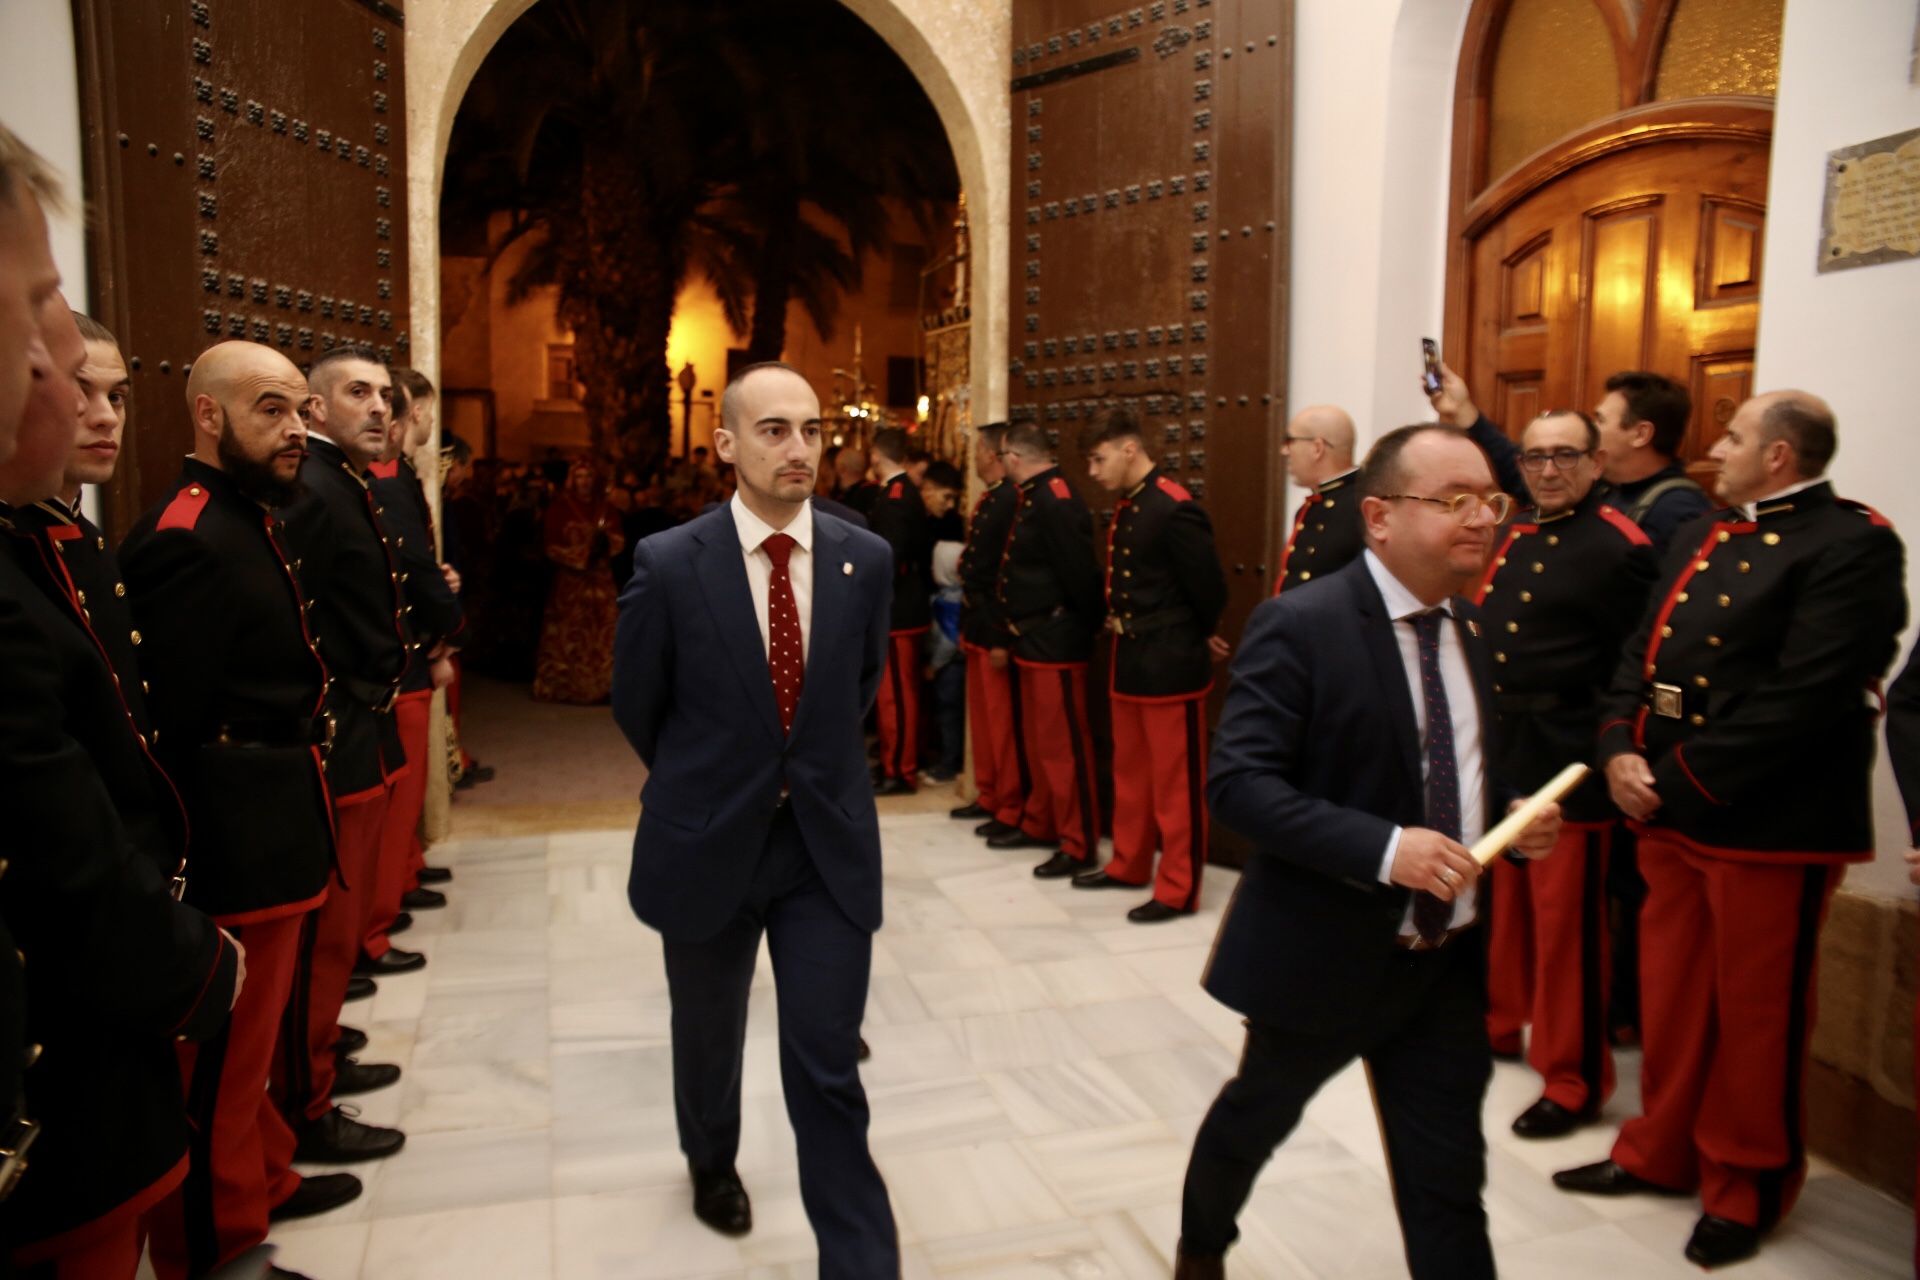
[1650,682,1684,720]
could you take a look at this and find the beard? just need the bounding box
[217,421,303,507]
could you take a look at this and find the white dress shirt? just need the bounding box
[1741,476,1823,520]
[1365,550,1487,932]
[729,493,815,663]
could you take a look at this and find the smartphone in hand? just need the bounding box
[1421,338,1443,396]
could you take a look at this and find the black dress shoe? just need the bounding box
[268,1171,364,1222]
[1553,1159,1685,1197]
[1128,900,1186,924]
[949,800,990,820]
[268,1268,317,1280]
[859,1037,871,1061]
[1488,1037,1524,1063]
[332,1055,402,1097]
[690,1165,752,1236]
[988,830,1055,851]
[387,911,413,936]
[1684,1214,1760,1268]
[1511,1097,1594,1139]
[1032,851,1084,878]
[343,975,377,1003]
[294,1106,406,1163]
[334,1024,369,1055]
[454,764,496,790]
[417,865,454,884]
[1071,869,1144,890]
[1173,1247,1225,1280]
[872,776,917,796]
[401,887,447,911]
[975,819,1017,838]
[354,947,426,977]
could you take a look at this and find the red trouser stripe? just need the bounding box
[1611,834,1837,1227]
[149,914,307,1279]
[1106,696,1208,909]
[365,692,431,955]
[1015,663,1100,859]
[875,632,922,780]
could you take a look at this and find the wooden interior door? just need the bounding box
[1460,136,1769,470]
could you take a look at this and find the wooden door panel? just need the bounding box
[1698,198,1764,305]
[1579,198,1660,414]
[1688,351,1754,466]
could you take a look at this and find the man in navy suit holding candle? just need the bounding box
[612,362,898,1277]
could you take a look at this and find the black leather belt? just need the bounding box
[1008,605,1066,637]
[214,715,334,748]
[1493,689,1594,714]
[1105,607,1195,637]
[1642,682,1734,722]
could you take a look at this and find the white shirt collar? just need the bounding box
[1317,466,1360,492]
[730,491,813,556]
[1364,548,1455,622]
[1743,476,1823,520]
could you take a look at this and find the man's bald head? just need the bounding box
[1753,390,1837,477]
[1284,404,1358,488]
[186,340,308,416]
[188,341,312,503]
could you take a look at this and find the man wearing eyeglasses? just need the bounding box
[1179,424,1561,1280]
[1272,405,1363,595]
[1469,410,1657,1143]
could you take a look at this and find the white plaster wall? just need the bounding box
[0,0,89,308]
[1755,0,1920,901]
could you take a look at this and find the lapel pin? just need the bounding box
[843,561,853,575]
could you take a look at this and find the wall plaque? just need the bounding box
[1818,126,1920,273]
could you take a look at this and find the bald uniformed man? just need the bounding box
[1273,405,1364,595]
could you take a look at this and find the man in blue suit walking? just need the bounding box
[612,362,898,1275]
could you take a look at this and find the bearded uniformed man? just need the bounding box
[0,294,238,1277]
[987,422,1103,876]
[126,342,362,1275]
[867,426,931,795]
[1071,410,1226,922]
[1272,405,1363,595]
[950,423,1029,835]
[275,344,410,1165]
[1469,409,1656,1139]
[1555,391,1907,1270]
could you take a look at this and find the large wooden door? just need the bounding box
[1460,135,1768,468]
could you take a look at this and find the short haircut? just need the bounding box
[309,344,387,394]
[1083,405,1144,450]
[922,460,963,490]
[1604,371,1691,459]
[1003,422,1051,457]
[444,432,473,464]
[391,366,435,403]
[872,426,909,463]
[72,312,119,347]
[976,421,1008,451]
[720,360,806,432]
[906,444,931,464]
[1759,396,1837,476]
[1359,424,1459,502]
[0,122,65,215]
[1531,408,1599,453]
[390,381,410,422]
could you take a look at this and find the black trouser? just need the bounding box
[661,805,898,1279]
[1181,938,1495,1279]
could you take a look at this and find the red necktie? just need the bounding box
[763,532,804,733]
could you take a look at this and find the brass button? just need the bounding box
[114,582,126,597]
[24,1043,41,1067]
[1695,560,1711,571]
[1519,590,1532,603]
[1677,592,1689,603]
[1690,713,1706,726]
[75,588,87,605]
[189,486,202,496]
[1547,535,1559,547]
[1299,571,1311,581]
[130,629,143,645]
[1313,523,1324,532]
[95,536,105,550]
[142,679,151,692]
[1496,556,1507,567]
[1531,562,1544,573]
[1763,532,1781,546]
[1324,498,1336,508]
[1707,635,1722,647]
[1718,594,1730,607]
[1738,561,1750,573]
[1694,675,1709,688]
[1495,651,1507,663]
[1660,625,1673,638]
[1505,621,1518,633]
[1716,531,1731,543]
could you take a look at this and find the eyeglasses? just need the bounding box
[1379,492,1515,524]
[1518,447,1592,473]
[1281,434,1319,447]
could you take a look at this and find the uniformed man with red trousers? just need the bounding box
[125,342,365,1274]
[1555,391,1907,1271]
[950,424,1028,834]
[276,346,411,1164]
[0,294,238,1280]
[1883,643,1920,1275]
[1469,409,1655,1138]
[1072,410,1226,922]
[867,426,931,795]
[987,423,1103,876]
[1272,405,1363,596]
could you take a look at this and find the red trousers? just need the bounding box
[1014,661,1100,860]
[15,1213,142,1280]
[364,691,431,956]
[875,631,924,781]
[1484,824,1614,1112]
[149,913,307,1279]
[1611,832,1839,1229]
[278,783,391,1124]
[963,644,1027,825]
[1106,695,1206,909]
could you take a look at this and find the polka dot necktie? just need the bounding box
[762,533,804,735]
[1411,610,1459,945]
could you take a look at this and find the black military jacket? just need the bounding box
[959,479,1018,647]
[279,436,408,800]
[839,479,881,520]
[1272,469,1364,595]
[121,459,336,922]
[9,498,152,735]
[1598,481,1906,859]
[1105,468,1228,699]
[1471,489,1658,822]
[370,457,465,693]
[867,471,931,633]
[0,517,236,1249]
[995,466,1102,664]
[1888,645,1920,844]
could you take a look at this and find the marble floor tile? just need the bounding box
[397,1058,551,1135]
[1060,995,1218,1058]
[264,1218,370,1277]
[412,984,551,1067]
[867,1075,1021,1154]
[979,1059,1160,1138]
[1028,955,1153,1007]
[910,965,1055,1020]
[1022,1120,1189,1215]
[956,1009,1096,1071]
[360,1196,553,1280]
[554,1186,747,1280]
[881,1141,1073,1243]
[366,1124,552,1219]
[887,927,1012,975]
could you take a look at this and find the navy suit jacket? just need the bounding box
[612,502,893,941]
[1203,557,1512,1034]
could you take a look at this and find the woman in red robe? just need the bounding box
[532,458,623,703]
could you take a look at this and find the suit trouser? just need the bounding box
[366,691,431,957]
[1014,660,1099,859]
[1611,833,1839,1229]
[661,805,898,1278]
[1181,938,1494,1279]
[1106,694,1207,910]
[963,644,1028,827]
[278,781,392,1124]
[149,912,308,1280]
[874,630,924,781]
[1483,824,1614,1112]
